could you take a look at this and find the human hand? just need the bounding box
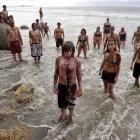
[130,65,133,70]
[99,70,102,76]
[114,76,118,83]
[53,85,58,95]
[77,89,82,97]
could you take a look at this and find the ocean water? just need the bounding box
[0,6,140,140]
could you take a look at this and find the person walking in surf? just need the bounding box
[53,41,82,123]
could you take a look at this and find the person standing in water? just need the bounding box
[53,41,82,122]
[93,26,102,49]
[39,7,43,22]
[103,18,111,43]
[119,27,127,47]
[43,22,51,39]
[130,47,140,88]
[6,21,23,61]
[132,26,140,51]
[99,43,121,100]
[104,26,120,53]
[29,23,43,64]
[54,22,65,49]
[76,28,89,59]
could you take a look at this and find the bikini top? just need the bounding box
[95,32,101,37]
[79,35,87,43]
[104,53,117,65]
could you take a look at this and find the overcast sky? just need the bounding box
[0,0,136,7]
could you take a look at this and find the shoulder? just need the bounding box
[74,57,81,65]
[56,56,62,62]
[115,51,121,58]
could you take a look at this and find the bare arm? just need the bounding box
[132,33,135,44]
[116,53,121,77]
[54,29,56,39]
[54,57,59,88]
[17,28,23,45]
[116,35,120,51]
[87,35,89,50]
[76,59,82,96]
[76,35,80,49]
[29,31,32,47]
[99,55,106,72]
[131,50,138,66]
[104,37,108,51]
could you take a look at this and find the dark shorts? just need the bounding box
[58,84,77,109]
[133,63,140,78]
[101,71,116,83]
[56,38,63,48]
[10,41,22,54]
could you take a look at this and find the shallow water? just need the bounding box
[0,6,140,140]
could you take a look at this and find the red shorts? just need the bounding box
[10,41,22,54]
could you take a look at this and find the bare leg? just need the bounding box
[34,57,37,64]
[58,108,67,122]
[103,80,108,93]
[12,53,16,61]
[94,42,96,48]
[103,34,106,43]
[38,56,40,63]
[18,53,22,61]
[98,42,100,49]
[108,83,116,100]
[135,78,140,88]
[77,48,81,58]
[123,41,125,47]
[83,49,87,59]
[68,108,74,122]
[47,33,49,39]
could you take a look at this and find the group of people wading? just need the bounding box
[3,5,140,123]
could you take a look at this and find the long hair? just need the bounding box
[62,41,75,57]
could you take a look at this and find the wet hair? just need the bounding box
[32,23,36,28]
[57,22,61,26]
[96,26,100,31]
[106,43,117,52]
[121,27,125,31]
[36,19,39,22]
[81,28,86,34]
[3,5,6,9]
[62,41,75,57]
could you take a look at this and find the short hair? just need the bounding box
[57,22,61,25]
[32,23,36,28]
[3,5,6,8]
[62,41,75,57]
